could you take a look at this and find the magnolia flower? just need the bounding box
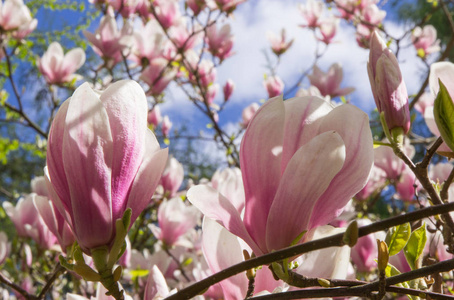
[223,79,235,102]
[308,63,354,98]
[140,58,177,96]
[154,0,181,29]
[299,0,324,28]
[38,42,86,85]
[131,20,165,65]
[211,167,245,213]
[45,80,168,253]
[3,194,57,249]
[356,24,373,49]
[362,4,386,26]
[160,156,184,197]
[34,196,75,252]
[414,92,434,116]
[214,0,246,12]
[161,115,172,137]
[202,217,284,298]
[396,165,420,202]
[188,95,373,255]
[148,106,162,127]
[143,266,173,300]
[412,25,441,58]
[187,0,206,15]
[111,0,138,18]
[263,75,284,98]
[149,198,200,247]
[168,20,201,52]
[267,29,294,56]
[373,139,415,181]
[31,176,49,197]
[0,232,10,265]
[83,13,133,66]
[241,102,260,128]
[206,23,234,61]
[0,0,36,32]
[368,31,410,133]
[317,17,339,44]
[355,165,386,201]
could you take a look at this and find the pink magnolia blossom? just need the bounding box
[3,194,57,249]
[130,20,165,65]
[111,0,138,18]
[38,42,86,85]
[412,25,441,58]
[202,217,284,299]
[168,21,201,52]
[34,195,75,253]
[295,85,324,99]
[160,156,184,197]
[308,63,355,98]
[396,165,420,202]
[355,165,387,201]
[214,0,246,13]
[267,29,294,56]
[149,198,200,247]
[373,140,414,181]
[187,0,206,15]
[31,176,49,197]
[211,167,245,213]
[368,31,410,133]
[362,4,386,26]
[356,24,373,49]
[144,266,173,299]
[0,0,36,32]
[0,232,10,266]
[351,219,381,272]
[161,115,172,137]
[45,80,168,253]
[188,95,373,255]
[414,92,434,116]
[317,17,339,44]
[429,162,453,184]
[11,17,37,40]
[206,23,234,61]
[140,58,177,96]
[223,79,235,102]
[83,13,133,66]
[154,0,181,29]
[294,226,352,279]
[148,106,162,127]
[263,75,284,98]
[299,0,324,28]
[241,102,260,128]
[191,59,217,89]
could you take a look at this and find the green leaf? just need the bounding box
[129,269,149,280]
[385,223,411,256]
[434,79,454,152]
[404,223,427,270]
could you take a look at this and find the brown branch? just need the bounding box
[164,202,454,300]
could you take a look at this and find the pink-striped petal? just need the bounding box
[202,217,248,300]
[187,185,260,254]
[281,96,333,173]
[63,83,114,250]
[240,96,285,254]
[266,131,345,251]
[309,104,374,228]
[100,80,148,221]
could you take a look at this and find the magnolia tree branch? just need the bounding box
[0,271,38,300]
[2,46,48,139]
[165,202,454,300]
